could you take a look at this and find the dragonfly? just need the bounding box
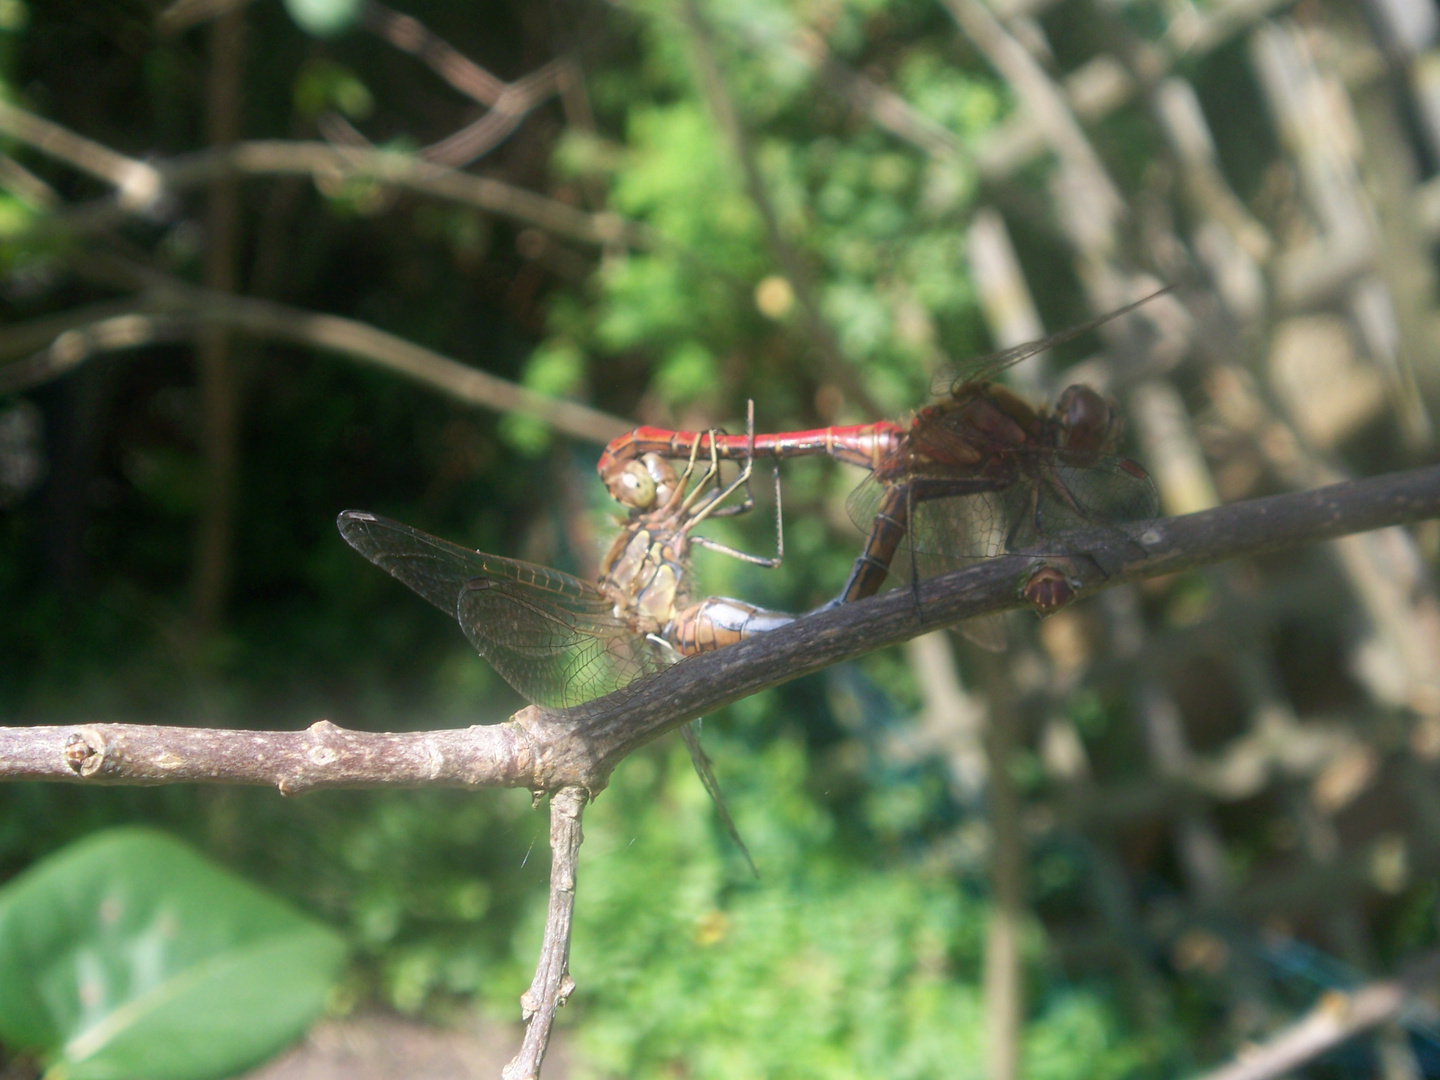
[598,288,1170,629]
[339,421,791,870]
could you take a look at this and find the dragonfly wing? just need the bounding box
[844,473,889,534]
[930,285,1175,396]
[338,510,508,616]
[1014,457,1159,550]
[908,486,1011,559]
[679,721,757,877]
[846,469,1010,564]
[1059,457,1160,525]
[338,510,670,708]
[458,577,674,709]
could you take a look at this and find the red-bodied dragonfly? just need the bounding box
[340,428,790,870]
[597,287,1169,615]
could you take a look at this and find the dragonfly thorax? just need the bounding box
[599,525,691,633]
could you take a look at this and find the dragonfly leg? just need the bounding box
[686,401,760,527]
[664,427,709,513]
[691,465,784,567]
[706,400,761,518]
[679,426,726,516]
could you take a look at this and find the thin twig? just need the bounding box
[0,96,648,247]
[0,99,163,210]
[1188,946,1440,1080]
[0,296,630,446]
[171,142,648,247]
[0,150,59,209]
[316,61,565,170]
[422,62,566,167]
[356,1,572,168]
[502,786,586,1080]
[361,0,506,105]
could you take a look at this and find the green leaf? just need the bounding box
[0,827,348,1080]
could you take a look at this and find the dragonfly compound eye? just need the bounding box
[1055,385,1119,457]
[640,453,681,506]
[616,461,657,509]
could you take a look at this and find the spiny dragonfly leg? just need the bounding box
[705,400,759,519]
[711,403,766,521]
[679,425,727,517]
[663,425,710,513]
[692,464,784,567]
[686,400,759,525]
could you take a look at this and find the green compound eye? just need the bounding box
[618,461,657,509]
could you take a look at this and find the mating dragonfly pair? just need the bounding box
[340,288,1166,718]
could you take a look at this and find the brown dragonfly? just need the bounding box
[597,288,1169,627]
[339,426,790,869]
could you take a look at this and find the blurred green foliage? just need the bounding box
[562,736,1152,1079]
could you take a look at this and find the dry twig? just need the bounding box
[0,294,629,446]
[502,786,585,1080]
[0,97,646,249]
[1189,946,1440,1080]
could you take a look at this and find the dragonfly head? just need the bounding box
[1054,384,1120,459]
[608,453,681,510]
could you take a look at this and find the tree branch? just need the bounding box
[502,786,585,1080]
[0,719,543,793]
[4,465,1437,795]
[0,293,631,446]
[1189,945,1440,1080]
[0,95,648,249]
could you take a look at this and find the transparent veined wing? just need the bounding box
[337,511,673,709]
[845,470,1012,560]
[997,454,1159,552]
[929,285,1175,398]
